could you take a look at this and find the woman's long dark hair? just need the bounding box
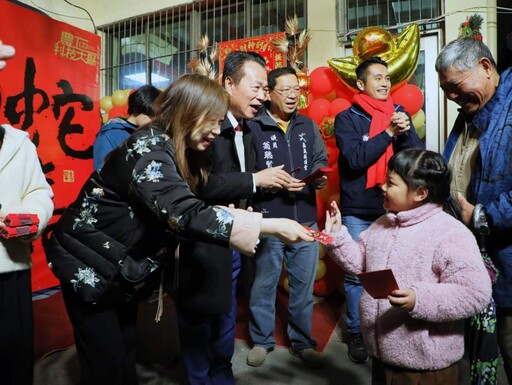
[153,74,228,193]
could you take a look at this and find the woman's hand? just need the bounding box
[260,218,314,243]
[388,289,416,311]
[324,201,342,234]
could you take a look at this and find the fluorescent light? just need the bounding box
[125,72,170,84]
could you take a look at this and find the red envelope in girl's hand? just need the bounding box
[357,269,399,299]
[304,227,333,244]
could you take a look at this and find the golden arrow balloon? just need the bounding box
[328,24,420,91]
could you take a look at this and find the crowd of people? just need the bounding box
[0,35,511,385]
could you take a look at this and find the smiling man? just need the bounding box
[438,37,512,384]
[334,56,422,364]
[175,51,294,385]
[246,66,328,368]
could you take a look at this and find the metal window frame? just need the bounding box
[99,0,307,95]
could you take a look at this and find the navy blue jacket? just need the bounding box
[248,108,327,224]
[335,104,424,216]
[93,117,137,170]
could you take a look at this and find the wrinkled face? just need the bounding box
[269,74,300,119]
[224,61,268,120]
[357,63,391,101]
[438,61,494,115]
[381,170,418,213]
[187,114,224,151]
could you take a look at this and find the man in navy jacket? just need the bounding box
[246,67,327,368]
[334,56,423,363]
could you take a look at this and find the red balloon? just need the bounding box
[108,105,128,119]
[308,98,331,125]
[313,277,336,297]
[391,84,424,115]
[335,81,357,100]
[330,98,351,116]
[309,66,338,97]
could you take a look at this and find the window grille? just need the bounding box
[336,0,442,40]
[99,0,306,95]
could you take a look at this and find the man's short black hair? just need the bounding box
[128,85,161,117]
[355,56,388,82]
[222,51,266,85]
[267,67,297,90]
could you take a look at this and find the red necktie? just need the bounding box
[234,123,242,132]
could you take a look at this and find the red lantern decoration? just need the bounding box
[309,66,338,97]
[391,84,424,115]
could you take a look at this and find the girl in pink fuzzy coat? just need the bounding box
[325,149,492,385]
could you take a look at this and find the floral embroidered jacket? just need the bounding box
[44,125,262,304]
[326,203,491,370]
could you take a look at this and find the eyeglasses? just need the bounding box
[272,87,301,96]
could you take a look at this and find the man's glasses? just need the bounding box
[272,87,301,96]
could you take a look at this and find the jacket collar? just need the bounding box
[385,203,442,228]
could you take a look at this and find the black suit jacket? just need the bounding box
[176,119,257,314]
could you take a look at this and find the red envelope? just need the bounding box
[304,226,333,244]
[4,213,39,227]
[357,269,399,299]
[1,224,39,239]
[300,167,333,185]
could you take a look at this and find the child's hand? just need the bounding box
[388,289,416,311]
[324,201,342,234]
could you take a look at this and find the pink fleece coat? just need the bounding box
[326,203,492,370]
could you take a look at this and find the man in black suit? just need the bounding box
[176,51,293,385]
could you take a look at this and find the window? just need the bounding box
[336,0,442,38]
[99,0,306,95]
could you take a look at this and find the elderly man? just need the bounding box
[436,37,512,383]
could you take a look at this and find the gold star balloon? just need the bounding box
[328,24,419,92]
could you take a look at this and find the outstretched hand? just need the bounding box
[260,218,314,243]
[388,289,416,311]
[324,201,342,234]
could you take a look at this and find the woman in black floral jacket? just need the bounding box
[44,74,313,385]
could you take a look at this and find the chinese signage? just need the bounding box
[218,32,287,73]
[0,0,101,290]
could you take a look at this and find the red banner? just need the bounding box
[0,0,101,290]
[218,32,287,74]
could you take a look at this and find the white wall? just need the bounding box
[11,0,183,32]
[306,0,338,70]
